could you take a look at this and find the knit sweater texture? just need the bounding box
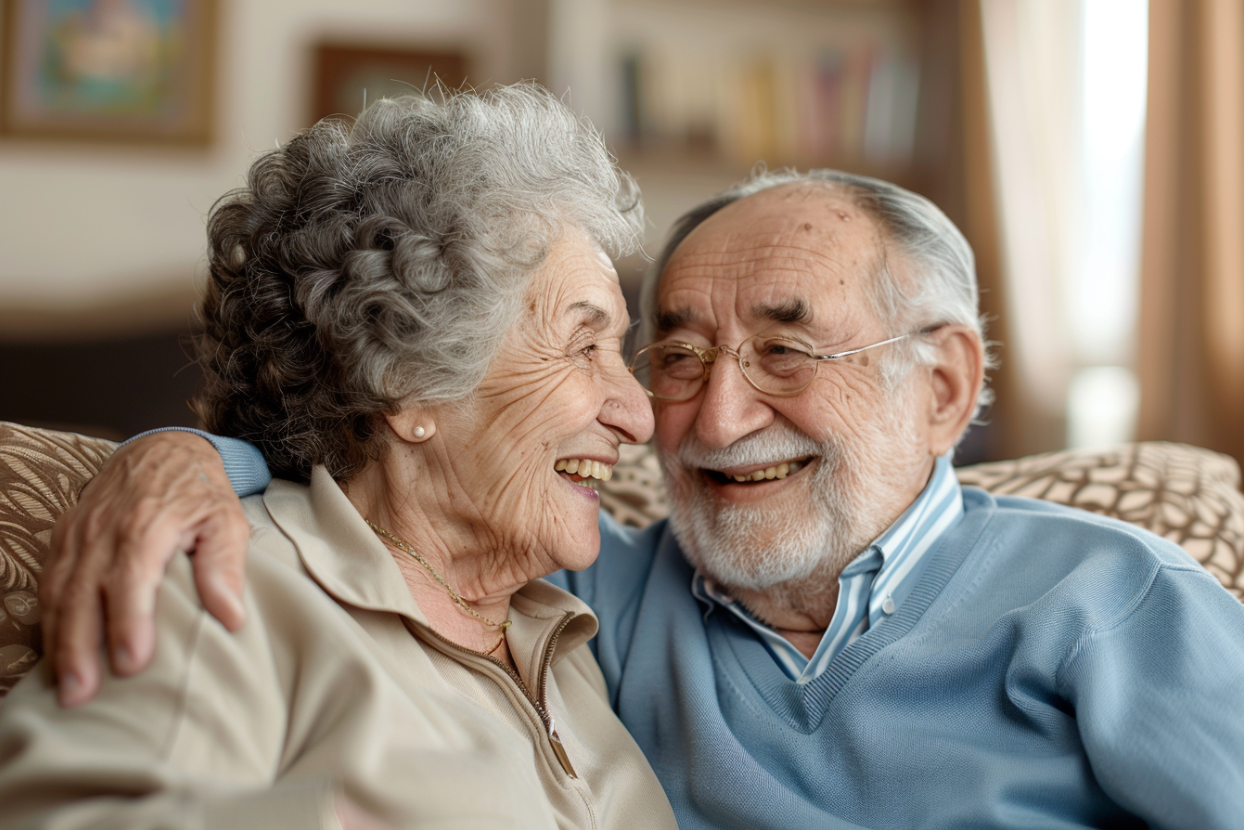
[553,488,1244,830]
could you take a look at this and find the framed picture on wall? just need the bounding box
[0,0,218,144]
[310,42,469,125]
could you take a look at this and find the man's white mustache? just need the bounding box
[674,426,826,471]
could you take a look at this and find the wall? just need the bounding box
[0,0,513,331]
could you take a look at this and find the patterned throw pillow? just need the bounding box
[2,421,1242,697]
[0,424,117,694]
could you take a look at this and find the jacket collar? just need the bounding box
[261,466,599,659]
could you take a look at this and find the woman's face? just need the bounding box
[430,229,653,575]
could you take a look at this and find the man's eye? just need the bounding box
[580,344,598,359]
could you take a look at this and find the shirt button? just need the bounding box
[881,596,896,615]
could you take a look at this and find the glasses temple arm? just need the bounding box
[811,324,948,361]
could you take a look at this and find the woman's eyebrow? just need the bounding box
[568,301,611,328]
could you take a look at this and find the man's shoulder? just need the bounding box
[962,485,1195,566]
[598,511,669,563]
[955,487,1218,623]
[554,513,672,612]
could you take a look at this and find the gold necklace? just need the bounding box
[367,521,512,651]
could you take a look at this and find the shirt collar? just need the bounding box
[261,467,600,661]
[865,453,963,625]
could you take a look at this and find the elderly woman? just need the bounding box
[0,86,677,829]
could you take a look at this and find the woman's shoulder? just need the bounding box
[241,490,304,570]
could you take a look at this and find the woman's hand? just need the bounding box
[42,431,250,706]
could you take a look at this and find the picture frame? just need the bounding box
[0,0,218,145]
[310,42,468,125]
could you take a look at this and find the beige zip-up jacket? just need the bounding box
[0,468,678,830]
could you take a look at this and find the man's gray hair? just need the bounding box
[639,167,994,409]
[196,83,644,482]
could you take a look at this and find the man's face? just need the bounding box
[651,183,936,590]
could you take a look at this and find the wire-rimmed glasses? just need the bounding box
[628,329,936,401]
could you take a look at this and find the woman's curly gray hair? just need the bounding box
[195,84,644,482]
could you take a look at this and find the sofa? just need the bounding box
[1,420,1242,697]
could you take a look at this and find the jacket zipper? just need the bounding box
[417,612,579,778]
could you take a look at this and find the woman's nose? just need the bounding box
[605,361,655,444]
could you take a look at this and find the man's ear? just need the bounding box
[923,325,984,456]
[383,407,437,445]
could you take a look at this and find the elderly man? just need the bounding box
[44,169,1244,829]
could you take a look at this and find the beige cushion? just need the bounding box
[1,421,1242,698]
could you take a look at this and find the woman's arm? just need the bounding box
[43,429,261,706]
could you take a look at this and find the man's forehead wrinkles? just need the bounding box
[671,240,859,270]
[664,257,855,293]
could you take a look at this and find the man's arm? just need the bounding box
[1068,563,1244,828]
[43,429,265,706]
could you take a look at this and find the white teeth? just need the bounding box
[556,458,615,483]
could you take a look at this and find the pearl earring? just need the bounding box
[413,426,426,439]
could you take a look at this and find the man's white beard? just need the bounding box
[658,392,919,594]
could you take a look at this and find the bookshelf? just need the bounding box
[609,0,923,176]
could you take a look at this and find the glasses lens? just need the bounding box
[741,336,817,394]
[632,344,703,401]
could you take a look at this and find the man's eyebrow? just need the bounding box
[568,301,611,327]
[654,306,694,334]
[752,298,810,325]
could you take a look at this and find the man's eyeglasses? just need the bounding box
[628,327,941,401]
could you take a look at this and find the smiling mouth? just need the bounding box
[555,458,615,490]
[702,457,813,485]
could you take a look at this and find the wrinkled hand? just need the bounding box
[43,431,250,707]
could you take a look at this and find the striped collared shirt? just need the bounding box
[693,453,964,684]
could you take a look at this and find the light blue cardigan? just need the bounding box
[556,489,1244,829]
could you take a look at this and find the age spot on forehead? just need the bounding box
[802,223,814,232]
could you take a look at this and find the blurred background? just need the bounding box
[0,0,1240,470]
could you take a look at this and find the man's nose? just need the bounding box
[693,353,773,448]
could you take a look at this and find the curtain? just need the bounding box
[957,0,1026,462]
[967,0,1088,458]
[1138,0,1244,467]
